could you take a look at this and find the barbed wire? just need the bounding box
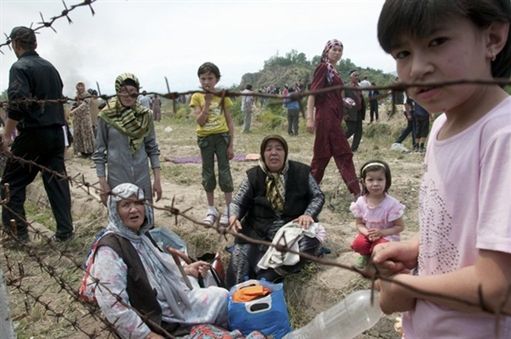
[2,77,511,109]
[1,78,511,336]
[1,1,511,337]
[1,203,176,338]
[1,147,510,325]
[2,232,117,338]
[0,0,97,54]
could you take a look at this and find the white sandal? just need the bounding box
[219,214,229,226]
[203,212,218,225]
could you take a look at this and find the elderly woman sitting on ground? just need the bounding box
[90,183,228,339]
[226,135,326,288]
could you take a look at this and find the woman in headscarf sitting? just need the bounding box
[226,135,326,288]
[92,73,162,205]
[90,183,228,339]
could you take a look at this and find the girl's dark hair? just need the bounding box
[197,62,221,79]
[378,0,511,78]
[360,160,392,194]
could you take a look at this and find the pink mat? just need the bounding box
[165,153,259,164]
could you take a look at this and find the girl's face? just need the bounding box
[199,71,218,91]
[263,140,286,173]
[117,196,145,231]
[327,45,343,64]
[390,16,491,115]
[118,84,138,108]
[363,169,386,196]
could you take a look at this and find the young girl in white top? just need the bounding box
[373,1,511,338]
[350,160,405,268]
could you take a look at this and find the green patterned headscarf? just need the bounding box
[98,73,152,153]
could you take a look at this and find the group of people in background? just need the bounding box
[392,97,430,153]
[138,90,162,122]
[4,0,511,336]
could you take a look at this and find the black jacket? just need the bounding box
[7,51,66,129]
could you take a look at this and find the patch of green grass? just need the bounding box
[161,164,201,186]
[25,199,56,232]
[284,263,320,328]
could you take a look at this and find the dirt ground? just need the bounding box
[1,103,424,338]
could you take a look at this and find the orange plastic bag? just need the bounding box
[232,284,271,302]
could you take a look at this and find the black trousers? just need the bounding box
[226,236,321,289]
[345,119,363,152]
[395,119,416,146]
[1,126,73,239]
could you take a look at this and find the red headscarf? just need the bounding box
[321,39,343,84]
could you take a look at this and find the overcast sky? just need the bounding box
[0,0,395,97]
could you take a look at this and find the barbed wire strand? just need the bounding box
[2,77,511,109]
[1,148,511,326]
[1,1,511,337]
[1,203,176,338]
[0,0,97,53]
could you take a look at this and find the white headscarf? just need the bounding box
[106,183,191,320]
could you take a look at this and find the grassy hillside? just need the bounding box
[239,49,396,91]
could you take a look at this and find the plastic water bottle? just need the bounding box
[283,289,383,339]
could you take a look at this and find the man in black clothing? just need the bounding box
[344,70,366,152]
[1,26,73,242]
[393,98,417,151]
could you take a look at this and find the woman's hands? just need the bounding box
[184,261,210,278]
[306,95,315,134]
[228,215,242,233]
[98,177,111,206]
[145,331,164,339]
[294,214,314,229]
[153,177,162,202]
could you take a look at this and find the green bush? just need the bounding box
[230,98,243,126]
[259,100,286,130]
[364,122,392,138]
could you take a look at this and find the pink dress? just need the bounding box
[350,194,405,242]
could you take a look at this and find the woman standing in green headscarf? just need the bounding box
[92,73,162,205]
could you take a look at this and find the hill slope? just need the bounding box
[239,49,396,91]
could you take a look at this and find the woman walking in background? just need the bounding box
[306,39,360,197]
[70,81,95,157]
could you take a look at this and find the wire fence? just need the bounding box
[1,146,510,338]
[0,0,97,54]
[1,1,511,338]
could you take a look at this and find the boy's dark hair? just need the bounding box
[10,26,37,50]
[378,0,511,78]
[360,160,392,194]
[197,62,221,79]
[245,84,252,90]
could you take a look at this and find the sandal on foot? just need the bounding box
[203,212,218,225]
[219,214,229,226]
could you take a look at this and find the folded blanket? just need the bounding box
[257,222,326,270]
